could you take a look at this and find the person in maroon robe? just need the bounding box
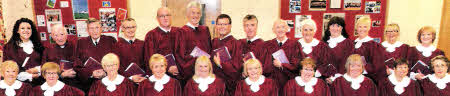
[331,54,378,96]
[3,18,45,86]
[31,62,85,96]
[235,59,278,96]
[88,53,135,96]
[265,19,303,90]
[136,54,182,96]
[42,24,81,89]
[175,1,212,83]
[352,16,386,83]
[0,61,32,96]
[419,55,450,96]
[283,58,330,96]
[381,24,409,75]
[321,17,353,79]
[378,59,422,96]
[113,18,146,83]
[74,18,116,92]
[408,26,445,80]
[184,56,227,96]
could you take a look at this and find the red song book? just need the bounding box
[410,60,431,75]
[59,60,73,70]
[213,46,232,62]
[83,57,103,70]
[384,57,395,69]
[272,49,290,64]
[125,63,145,76]
[324,64,338,76]
[165,54,182,74]
[243,52,256,61]
[190,46,211,58]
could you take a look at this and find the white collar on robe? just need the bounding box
[382,41,403,53]
[295,76,318,93]
[299,38,320,54]
[194,76,215,92]
[388,73,411,94]
[101,74,125,92]
[415,44,436,57]
[428,73,450,89]
[122,37,136,43]
[149,74,170,92]
[0,80,23,96]
[158,26,171,33]
[219,34,231,40]
[19,40,33,54]
[327,35,346,48]
[343,74,365,90]
[186,22,197,29]
[92,38,100,45]
[276,37,288,45]
[354,36,373,49]
[245,75,265,92]
[41,80,65,96]
[247,36,260,42]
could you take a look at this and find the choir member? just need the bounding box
[0,60,32,96]
[420,55,450,95]
[408,26,445,80]
[88,53,135,96]
[212,14,242,94]
[235,59,278,96]
[331,54,378,96]
[31,62,85,96]
[265,19,303,89]
[175,1,212,83]
[352,16,386,82]
[184,56,226,96]
[42,24,80,89]
[378,59,422,96]
[113,18,146,83]
[136,54,182,96]
[297,19,334,78]
[321,17,353,80]
[381,24,409,75]
[3,18,45,86]
[283,58,330,96]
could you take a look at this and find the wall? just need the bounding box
[128,0,162,40]
[2,0,35,41]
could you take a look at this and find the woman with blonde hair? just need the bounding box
[31,62,84,96]
[420,55,450,95]
[283,58,330,96]
[235,59,278,96]
[381,24,409,74]
[184,56,226,96]
[0,60,32,96]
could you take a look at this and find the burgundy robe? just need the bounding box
[239,38,270,76]
[175,25,212,80]
[136,77,182,96]
[352,40,386,82]
[144,27,181,77]
[113,37,145,77]
[0,82,32,96]
[407,46,445,75]
[420,77,450,96]
[31,84,85,96]
[283,78,330,96]
[183,77,226,96]
[234,78,279,96]
[382,43,409,68]
[328,39,354,74]
[300,40,335,77]
[378,77,422,96]
[88,77,135,96]
[211,35,243,93]
[3,42,43,86]
[331,76,378,96]
[265,39,303,88]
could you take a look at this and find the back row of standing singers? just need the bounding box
[1,1,448,96]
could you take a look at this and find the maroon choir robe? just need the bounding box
[0,81,32,96]
[407,46,445,75]
[88,76,136,96]
[419,75,450,96]
[31,83,85,96]
[331,76,378,96]
[113,37,145,77]
[234,77,279,96]
[239,38,270,76]
[175,25,212,80]
[144,27,180,77]
[353,39,386,82]
[183,77,226,96]
[283,77,330,96]
[378,77,422,96]
[265,38,303,88]
[381,42,409,69]
[328,39,354,74]
[299,39,335,77]
[136,77,182,96]
[3,42,43,86]
[211,35,243,93]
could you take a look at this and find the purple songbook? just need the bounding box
[243,52,256,61]
[59,60,73,70]
[190,46,211,58]
[410,60,431,75]
[83,57,103,70]
[213,46,232,62]
[125,63,145,76]
[272,49,290,64]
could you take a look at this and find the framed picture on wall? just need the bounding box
[289,0,301,13]
[365,1,381,13]
[72,0,89,20]
[344,0,361,10]
[309,0,326,11]
[99,8,117,32]
[330,0,342,8]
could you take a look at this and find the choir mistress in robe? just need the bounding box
[378,59,421,96]
[136,54,182,96]
[235,59,278,96]
[88,53,135,96]
[31,62,84,96]
[184,56,226,96]
[420,55,450,95]
[381,24,409,75]
[3,18,45,86]
[283,58,330,96]
[0,61,32,96]
[331,54,378,96]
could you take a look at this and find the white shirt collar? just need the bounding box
[247,36,260,42]
[194,76,215,92]
[219,34,232,40]
[428,73,450,89]
[382,41,403,53]
[276,38,288,45]
[299,38,320,54]
[19,40,34,54]
[92,38,100,45]
[354,36,373,49]
[122,37,136,43]
[158,26,171,33]
[343,74,365,90]
[415,44,437,57]
[245,75,265,92]
[327,35,346,48]
[0,80,23,96]
[186,22,196,29]
[388,73,411,94]
[41,80,65,96]
[101,74,125,92]
[295,76,318,93]
[149,74,171,92]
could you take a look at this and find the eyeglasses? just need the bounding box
[122,26,136,29]
[45,72,58,75]
[103,64,118,67]
[216,23,230,26]
[386,30,398,33]
[158,14,172,18]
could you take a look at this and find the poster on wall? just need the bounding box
[354,15,370,36]
[365,1,381,13]
[102,1,111,7]
[72,0,89,20]
[289,0,301,13]
[46,0,56,8]
[330,0,341,8]
[295,15,312,38]
[36,15,46,26]
[64,24,77,35]
[60,1,69,8]
[117,8,127,21]
[76,21,89,37]
[40,32,47,41]
[344,0,361,10]
[99,8,117,32]
[322,13,345,37]
[372,20,381,27]
[45,9,63,33]
[309,0,326,11]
